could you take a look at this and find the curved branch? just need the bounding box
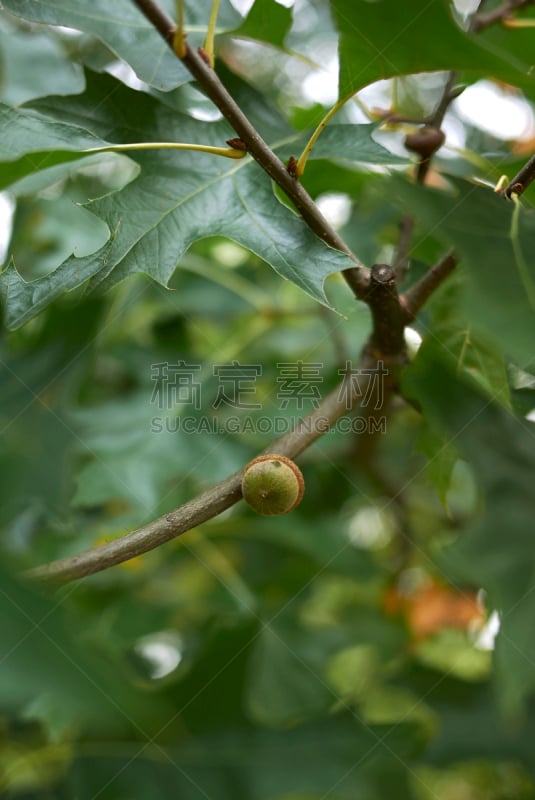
[415,71,459,185]
[27,365,377,585]
[131,0,370,299]
[401,251,459,321]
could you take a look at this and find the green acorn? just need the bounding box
[241,454,304,516]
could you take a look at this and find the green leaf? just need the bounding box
[71,391,244,515]
[0,26,85,106]
[279,124,407,166]
[329,0,535,97]
[8,195,110,280]
[422,683,535,773]
[245,617,344,727]
[0,73,360,328]
[0,565,146,732]
[435,326,511,409]
[414,629,491,683]
[0,297,105,530]
[414,422,459,506]
[3,0,241,91]
[477,8,535,102]
[390,177,535,366]
[403,338,535,713]
[68,714,419,799]
[0,103,110,190]
[230,0,293,49]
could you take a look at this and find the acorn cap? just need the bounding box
[241,454,304,516]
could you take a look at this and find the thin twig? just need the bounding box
[204,0,221,67]
[416,72,459,185]
[401,251,459,321]
[131,0,370,299]
[503,154,535,198]
[471,0,534,32]
[296,93,350,177]
[373,111,430,126]
[431,72,461,128]
[27,363,379,585]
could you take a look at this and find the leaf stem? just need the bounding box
[295,93,352,177]
[502,15,535,25]
[510,194,535,310]
[83,141,246,159]
[173,0,187,56]
[204,0,221,67]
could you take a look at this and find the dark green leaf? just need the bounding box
[0,565,148,732]
[245,616,341,727]
[329,0,535,96]
[230,0,293,49]
[403,338,535,713]
[0,297,104,530]
[390,177,535,366]
[67,714,419,800]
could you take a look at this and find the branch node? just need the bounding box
[226,137,248,151]
[371,264,396,284]
[504,154,535,198]
[401,251,459,321]
[174,33,187,57]
[286,156,298,178]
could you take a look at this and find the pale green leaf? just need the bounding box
[3,0,241,91]
[0,27,85,105]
